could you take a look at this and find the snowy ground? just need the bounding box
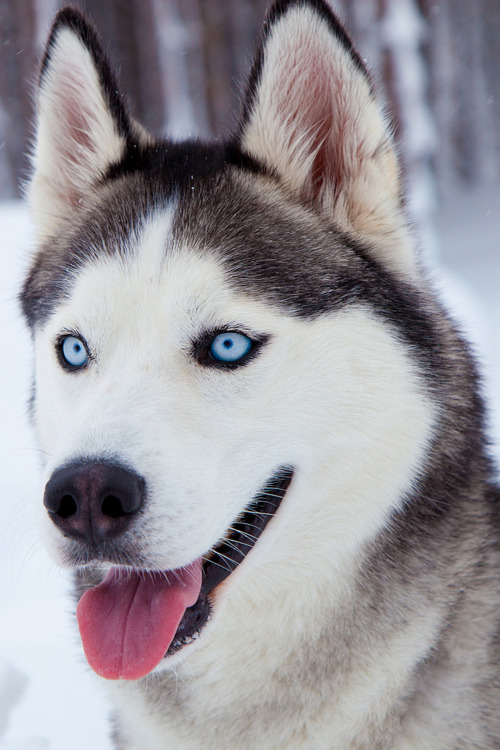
[0,191,499,749]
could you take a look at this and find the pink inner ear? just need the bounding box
[51,63,102,205]
[271,38,359,203]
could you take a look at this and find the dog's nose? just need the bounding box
[43,461,145,544]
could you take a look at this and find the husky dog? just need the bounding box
[22,0,500,748]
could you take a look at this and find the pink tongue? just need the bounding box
[76,560,203,680]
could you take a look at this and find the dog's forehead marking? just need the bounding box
[43,205,292,345]
[131,204,173,276]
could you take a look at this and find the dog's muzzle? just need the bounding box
[43,461,294,680]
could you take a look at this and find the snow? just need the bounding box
[436,184,500,459]
[0,204,112,750]
[0,193,499,747]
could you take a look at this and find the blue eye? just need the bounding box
[60,335,89,368]
[209,332,253,364]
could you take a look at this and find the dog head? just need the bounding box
[22,0,435,680]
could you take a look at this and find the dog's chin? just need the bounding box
[73,467,294,676]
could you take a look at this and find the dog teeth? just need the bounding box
[172,628,202,650]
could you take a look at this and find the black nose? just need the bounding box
[43,461,145,544]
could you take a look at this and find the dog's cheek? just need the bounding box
[32,334,75,457]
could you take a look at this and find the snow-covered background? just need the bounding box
[0,186,499,749]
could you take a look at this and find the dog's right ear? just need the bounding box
[29,8,136,240]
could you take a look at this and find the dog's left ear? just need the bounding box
[238,0,417,276]
[29,7,143,240]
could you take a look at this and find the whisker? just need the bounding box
[222,537,254,552]
[246,510,276,518]
[202,553,233,573]
[234,523,263,535]
[209,550,237,571]
[227,528,259,545]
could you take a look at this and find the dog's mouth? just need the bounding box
[76,468,293,680]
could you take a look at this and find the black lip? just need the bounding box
[166,467,294,655]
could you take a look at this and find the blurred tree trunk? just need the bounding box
[0,0,36,198]
[483,0,500,177]
[379,0,438,255]
[420,0,500,186]
[193,0,267,135]
[338,0,437,254]
[0,0,499,200]
[77,0,165,132]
